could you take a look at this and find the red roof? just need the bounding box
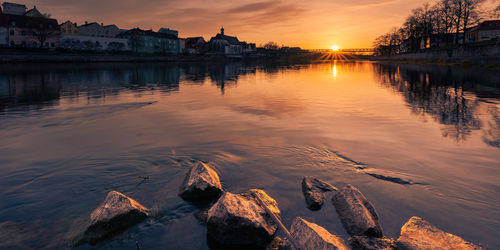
[3,13,59,31]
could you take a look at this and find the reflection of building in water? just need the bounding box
[374,63,500,143]
[0,72,62,111]
[129,66,180,92]
[208,62,257,95]
[0,64,182,111]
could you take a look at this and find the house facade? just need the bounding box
[60,20,78,35]
[3,6,59,48]
[184,36,206,54]
[0,5,8,47]
[59,34,129,51]
[466,20,500,43]
[118,28,179,54]
[78,22,121,38]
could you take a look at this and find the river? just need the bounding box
[0,61,499,249]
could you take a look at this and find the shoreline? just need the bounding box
[0,49,319,63]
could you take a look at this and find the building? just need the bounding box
[0,5,8,47]
[60,20,78,35]
[117,28,179,54]
[209,27,242,55]
[78,22,121,38]
[1,2,25,15]
[3,5,59,48]
[465,20,500,43]
[24,5,43,17]
[184,36,206,54]
[208,27,254,55]
[59,20,129,51]
[59,34,129,51]
[158,27,178,37]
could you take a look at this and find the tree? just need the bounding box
[263,41,279,50]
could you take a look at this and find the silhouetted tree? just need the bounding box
[263,42,279,50]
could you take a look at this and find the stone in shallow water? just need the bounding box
[290,217,349,250]
[349,235,396,250]
[396,216,485,250]
[79,191,149,244]
[179,162,223,202]
[331,184,383,238]
[207,189,280,248]
[302,176,337,210]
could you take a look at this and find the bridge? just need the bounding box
[308,48,374,53]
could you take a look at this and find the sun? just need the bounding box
[331,45,340,51]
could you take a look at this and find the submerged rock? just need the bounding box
[290,217,349,250]
[396,216,485,250]
[331,185,383,238]
[80,191,150,244]
[349,235,396,250]
[207,189,280,248]
[302,176,338,210]
[179,162,223,202]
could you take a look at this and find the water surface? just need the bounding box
[0,61,499,249]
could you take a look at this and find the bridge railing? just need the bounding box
[308,48,374,53]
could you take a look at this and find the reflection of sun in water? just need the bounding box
[332,61,337,78]
[331,45,339,51]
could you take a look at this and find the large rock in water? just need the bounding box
[207,189,280,248]
[179,162,222,202]
[290,217,349,250]
[349,235,397,250]
[80,191,150,244]
[396,216,485,250]
[302,176,337,210]
[331,185,383,238]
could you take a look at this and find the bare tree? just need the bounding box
[263,41,279,50]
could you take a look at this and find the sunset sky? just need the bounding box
[13,0,500,49]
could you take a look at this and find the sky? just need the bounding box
[10,0,500,49]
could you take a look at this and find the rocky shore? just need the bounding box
[74,161,486,249]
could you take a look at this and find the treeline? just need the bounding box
[373,0,500,55]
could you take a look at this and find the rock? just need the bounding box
[290,217,349,250]
[331,184,383,238]
[349,235,396,250]
[179,162,223,202]
[396,216,485,250]
[207,189,280,248]
[302,176,337,210]
[79,191,149,244]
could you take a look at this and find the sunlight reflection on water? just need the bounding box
[0,61,499,249]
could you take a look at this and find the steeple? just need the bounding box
[220,26,224,36]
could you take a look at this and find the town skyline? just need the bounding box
[11,0,498,49]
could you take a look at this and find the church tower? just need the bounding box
[220,26,224,36]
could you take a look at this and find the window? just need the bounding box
[11,21,16,26]
[40,24,44,28]
[21,31,26,36]
[48,24,52,29]
[10,41,15,46]
[9,30,14,35]
[51,43,55,48]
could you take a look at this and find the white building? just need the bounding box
[60,34,130,51]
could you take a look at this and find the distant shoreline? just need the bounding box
[0,48,320,63]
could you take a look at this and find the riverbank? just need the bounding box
[372,44,500,68]
[0,48,319,63]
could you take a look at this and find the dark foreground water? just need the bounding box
[0,61,499,249]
